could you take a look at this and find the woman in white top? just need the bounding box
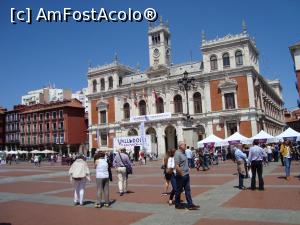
[68,155,90,206]
[94,151,112,208]
[166,148,177,206]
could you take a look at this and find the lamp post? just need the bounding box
[177,71,196,127]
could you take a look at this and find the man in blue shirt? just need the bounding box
[234,145,248,190]
[248,140,265,190]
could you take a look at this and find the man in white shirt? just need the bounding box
[185,146,193,168]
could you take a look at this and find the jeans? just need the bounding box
[273,151,279,162]
[203,155,209,169]
[96,178,109,204]
[267,153,273,162]
[251,160,264,190]
[188,158,194,168]
[73,178,87,204]
[175,174,193,207]
[284,157,292,177]
[169,174,176,201]
[238,173,244,188]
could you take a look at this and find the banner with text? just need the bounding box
[130,112,171,123]
[113,135,152,153]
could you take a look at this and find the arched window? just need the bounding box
[139,100,146,116]
[156,97,164,114]
[235,50,243,66]
[210,55,218,70]
[123,103,130,119]
[193,92,202,113]
[108,77,113,89]
[174,95,183,113]
[128,128,138,136]
[92,80,97,93]
[100,78,105,90]
[222,53,230,68]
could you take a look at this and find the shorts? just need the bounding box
[164,173,172,181]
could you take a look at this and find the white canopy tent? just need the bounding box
[17,150,28,154]
[41,150,58,154]
[31,150,43,154]
[7,150,18,154]
[251,130,278,143]
[224,132,251,145]
[276,127,300,141]
[197,134,225,148]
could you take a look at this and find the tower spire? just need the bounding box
[114,52,118,63]
[201,30,206,44]
[242,19,247,34]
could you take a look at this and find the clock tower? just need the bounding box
[148,17,171,69]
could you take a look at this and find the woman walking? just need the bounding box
[280,140,292,180]
[166,148,177,205]
[68,155,91,206]
[161,150,171,195]
[94,151,112,208]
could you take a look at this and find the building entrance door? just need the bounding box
[165,125,177,152]
[146,127,158,156]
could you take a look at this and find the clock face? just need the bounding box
[153,48,160,58]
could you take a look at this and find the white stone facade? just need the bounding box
[72,88,88,113]
[22,86,71,106]
[86,21,285,156]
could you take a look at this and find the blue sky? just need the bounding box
[1,0,299,110]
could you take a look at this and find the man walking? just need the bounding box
[113,148,132,196]
[234,145,247,190]
[174,141,200,210]
[185,146,193,168]
[248,140,265,190]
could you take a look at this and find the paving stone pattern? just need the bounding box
[0,160,299,225]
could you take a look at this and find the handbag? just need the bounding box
[165,168,173,175]
[118,152,133,175]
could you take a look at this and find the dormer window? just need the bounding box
[235,50,243,66]
[210,55,218,70]
[223,53,230,68]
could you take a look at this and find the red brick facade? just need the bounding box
[18,99,86,152]
[239,121,252,137]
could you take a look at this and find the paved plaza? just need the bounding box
[0,159,299,225]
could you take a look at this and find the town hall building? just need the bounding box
[86,19,285,156]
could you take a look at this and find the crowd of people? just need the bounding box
[232,139,297,191]
[68,148,133,208]
[1,138,298,211]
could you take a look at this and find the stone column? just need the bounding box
[156,123,166,157]
[176,121,184,143]
[67,144,70,156]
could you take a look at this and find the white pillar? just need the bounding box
[204,81,211,112]
[247,73,255,108]
[156,123,165,156]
